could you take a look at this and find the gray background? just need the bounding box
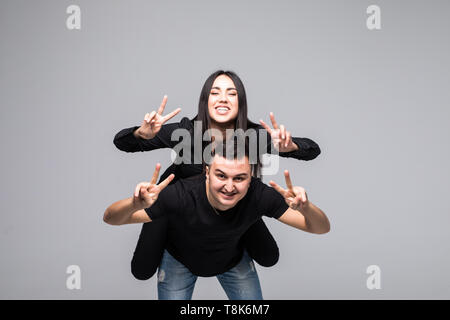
[1,0,449,299]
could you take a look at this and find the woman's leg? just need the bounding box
[241,218,279,267]
[157,250,198,300]
[216,250,263,300]
[131,218,168,280]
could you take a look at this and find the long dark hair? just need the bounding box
[193,70,262,177]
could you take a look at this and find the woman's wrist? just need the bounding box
[133,127,143,139]
[133,127,155,140]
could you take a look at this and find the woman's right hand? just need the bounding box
[134,95,181,139]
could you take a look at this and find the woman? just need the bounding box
[113,70,321,280]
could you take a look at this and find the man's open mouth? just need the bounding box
[220,191,237,199]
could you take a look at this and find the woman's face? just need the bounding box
[208,75,239,126]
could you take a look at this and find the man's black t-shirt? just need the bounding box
[144,174,289,277]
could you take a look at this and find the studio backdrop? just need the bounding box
[1,0,449,299]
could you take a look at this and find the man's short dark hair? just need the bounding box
[206,136,256,175]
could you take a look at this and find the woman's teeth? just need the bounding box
[216,107,229,114]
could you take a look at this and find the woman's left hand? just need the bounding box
[260,112,299,153]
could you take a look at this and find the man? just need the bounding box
[104,144,330,300]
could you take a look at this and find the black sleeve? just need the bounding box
[144,182,182,220]
[255,180,289,219]
[113,117,192,153]
[255,124,321,161]
[279,137,321,161]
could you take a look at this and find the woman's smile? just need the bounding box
[215,105,230,115]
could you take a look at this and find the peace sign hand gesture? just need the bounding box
[260,112,298,153]
[135,95,181,139]
[269,170,309,212]
[132,163,175,210]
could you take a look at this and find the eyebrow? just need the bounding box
[211,87,237,91]
[214,169,249,178]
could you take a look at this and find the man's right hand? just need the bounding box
[134,95,181,139]
[132,163,175,210]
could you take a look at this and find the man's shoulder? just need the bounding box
[248,177,281,198]
[247,177,288,219]
[153,175,199,211]
[179,174,205,188]
[158,174,204,209]
[249,176,266,189]
[244,177,265,198]
[170,174,205,194]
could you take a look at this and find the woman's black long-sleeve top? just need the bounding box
[113,117,321,181]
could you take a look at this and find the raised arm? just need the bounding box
[113,95,181,152]
[270,170,330,234]
[259,112,321,161]
[103,164,174,225]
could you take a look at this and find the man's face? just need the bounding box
[205,154,252,211]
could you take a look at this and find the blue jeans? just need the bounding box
[157,250,263,300]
